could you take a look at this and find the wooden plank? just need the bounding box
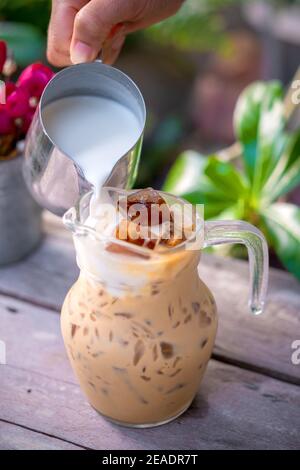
[0,421,84,450]
[200,255,300,385]
[0,214,78,311]
[0,211,299,382]
[1,359,299,450]
[0,295,73,382]
[0,295,299,450]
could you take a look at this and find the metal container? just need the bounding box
[0,153,42,265]
[23,61,146,216]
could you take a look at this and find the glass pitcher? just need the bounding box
[61,188,268,427]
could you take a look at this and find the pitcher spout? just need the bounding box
[63,206,77,233]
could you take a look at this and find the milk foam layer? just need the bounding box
[71,189,201,297]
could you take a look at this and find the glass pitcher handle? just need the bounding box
[204,220,269,315]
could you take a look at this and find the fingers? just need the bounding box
[70,0,134,64]
[101,26,126,65]
[47,0,185,67]
[99,0,184,63]
[47,0,88,66]
[124,0,184,33]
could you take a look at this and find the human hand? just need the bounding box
[47,0,184,66]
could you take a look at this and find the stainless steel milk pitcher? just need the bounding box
[23,61,146,216]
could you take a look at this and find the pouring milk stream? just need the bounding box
[23,61,146,216]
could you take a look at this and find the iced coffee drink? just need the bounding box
[61,188,217,426]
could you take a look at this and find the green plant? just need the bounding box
[0,22,45,67]
[163,78,300,280]
[143,0,244,54]
[0,0,50,66]
[0,0,51,33]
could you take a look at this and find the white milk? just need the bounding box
[42,95,142,189]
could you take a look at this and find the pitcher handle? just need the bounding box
[204,220,269,315]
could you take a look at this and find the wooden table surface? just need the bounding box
[0,213,299,450]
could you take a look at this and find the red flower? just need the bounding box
[6,88,30,118]
[17,62,54,99]
[0,41,7,74]
[0,106,16,134]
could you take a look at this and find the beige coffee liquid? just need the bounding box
[61,249,217,426]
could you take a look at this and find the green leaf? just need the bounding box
[182,190,232,219]
[233,80,283,182]
[234,81,283,144]
[262,131,300,202]
[0,21,45,66]
[261,203,300,281]
[234,82,268,143]
[204,156,247,198]
[163,151,212,195]
[163,152,247,219]
[255,93,285,191]
[163,151,244,200]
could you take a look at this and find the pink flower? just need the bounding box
[18,62,54,83]
[0,41,7,74]
[0,62,54,138]
[0,82,16,107]
[17,62,54,99]
[6,87,30,118]
[0,106,16,134]
[20,109,36,134]
[5,81,17,97]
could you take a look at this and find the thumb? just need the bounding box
[70,0,131,64]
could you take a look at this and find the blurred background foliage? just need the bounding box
[0,0,50,32]
[0,0,49,65]
[143,0,240,54]
[1,0,299,273]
